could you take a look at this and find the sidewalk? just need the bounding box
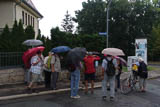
[0,70,160,101]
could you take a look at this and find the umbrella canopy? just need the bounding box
[51,46,71,53]
[67,47,86,65]
[22,39,43,46]
[102,48,125,56]
[22,46,45,68]
[115,56,127,66]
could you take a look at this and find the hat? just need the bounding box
[138,57,144,62]
[88,52,92,55]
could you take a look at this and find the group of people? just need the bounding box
[24,50,148,101]
[26,51,61,92]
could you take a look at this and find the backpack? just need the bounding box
[105,59,116,76]
[68,64,76,72]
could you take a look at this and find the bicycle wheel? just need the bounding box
[121,77,132,95]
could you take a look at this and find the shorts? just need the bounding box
[85,73,95,81]
[31,73,41,83]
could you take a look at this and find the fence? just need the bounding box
[0,52,24,69]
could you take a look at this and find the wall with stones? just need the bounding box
[0,68,25,85]
[0,66,102,85]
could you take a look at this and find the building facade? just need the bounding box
[0,0,43,38]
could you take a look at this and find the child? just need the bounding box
[132,63,138,81]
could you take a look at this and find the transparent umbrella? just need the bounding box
[22,39,43,47]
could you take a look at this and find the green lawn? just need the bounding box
[122,65,160,72]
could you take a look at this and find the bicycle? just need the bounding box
[121,71,139,95]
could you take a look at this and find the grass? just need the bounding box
[122,65,160,72]
[148,61,160,65]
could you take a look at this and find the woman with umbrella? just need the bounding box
[27,50,44,92]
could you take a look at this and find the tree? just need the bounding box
[25,25,35,39]
[74,0,106,35]
[61,11,74,33]
[0,25,11,51]
[74,0,160,58]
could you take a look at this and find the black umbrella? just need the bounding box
[67,47,86,66]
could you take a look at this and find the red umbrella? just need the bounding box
[22,46,45,68]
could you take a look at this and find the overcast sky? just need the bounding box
[31,0,87,37]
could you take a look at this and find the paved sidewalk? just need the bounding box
[0,70,160,101]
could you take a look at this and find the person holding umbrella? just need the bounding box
[67,47,86,99]
[51,52,61,90]
[83,52,100,94]
[43,52,52,89]
[101,55,118,101]
[27,50,44,92]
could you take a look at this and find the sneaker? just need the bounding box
[70,96,75,99]
[110,97,114,101]
[74,95,80,99]
[102,96,107,100]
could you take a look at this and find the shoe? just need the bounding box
[115,89,117,92]
[91,91,94,94]
[70,95,80,99]
[70,96,75,99]
[74,95,80,99]
[141,90,146,93]
[110,97,114,101]
[107,88,110,91]
[102,96,107,100]
[85,91,88,95]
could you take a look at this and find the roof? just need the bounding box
[22,0,43,18]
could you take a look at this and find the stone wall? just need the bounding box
[0,66,102,85]
[0,68,25,85]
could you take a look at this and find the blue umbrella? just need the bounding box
[51,46,71,53]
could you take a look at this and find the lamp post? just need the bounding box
[106,0,112,48]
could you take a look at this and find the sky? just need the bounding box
[31,0,87,37]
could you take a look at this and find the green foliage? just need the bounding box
[74,0,107,34]
[25,25,35,39]
[0,20,35,52]
[0,25,11,52]
[61,11,74,33]
[73,0,160,60]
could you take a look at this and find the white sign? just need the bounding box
[135,39,147,64]
[127,56,138,71]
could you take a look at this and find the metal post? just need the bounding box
[106,0,112,48]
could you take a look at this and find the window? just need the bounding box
[25,13,27,25]
[33,17,34,27]
[28,15,30,25]
[22,11,24,24]
[31,16,32,26]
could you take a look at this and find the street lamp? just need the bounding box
[106,0,112,48]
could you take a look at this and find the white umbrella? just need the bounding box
[102,48,125,56]
[22,39,43,47]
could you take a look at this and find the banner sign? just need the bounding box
[135,39,147,64]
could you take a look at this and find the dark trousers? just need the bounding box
[51,72,59,89]
[44,70,51,88]
[116,73,121,89]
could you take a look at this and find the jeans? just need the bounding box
[102,72,115,97]
[71,69,80,97]
[139,77,147,90]
[24,69,31,83]
[51,72,59,89]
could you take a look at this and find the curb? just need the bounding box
[0,84,101,101]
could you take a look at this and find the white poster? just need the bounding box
[135,39,147,64]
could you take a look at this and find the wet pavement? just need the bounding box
[0,78,160,107]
